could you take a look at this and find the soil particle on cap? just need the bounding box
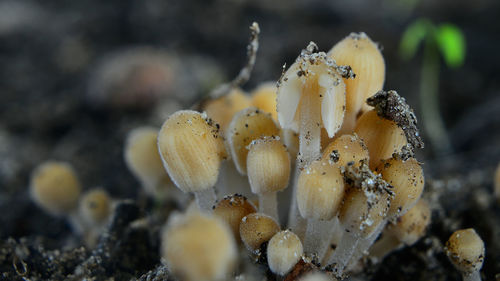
[367,90,424,151]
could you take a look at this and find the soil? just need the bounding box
[0,0,499,280]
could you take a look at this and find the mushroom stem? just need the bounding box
[259,192,279,223]
[349,220,387,265]
[287,165,307,239]
[304,218,337,260]
[463,271,481,281]
[298,78,322,167]
[327,231,359,275]
[194,188,217,212]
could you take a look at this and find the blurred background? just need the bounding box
[0,0,499,279]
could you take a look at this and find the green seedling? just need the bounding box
[400,19,466,155]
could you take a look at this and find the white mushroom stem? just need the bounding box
[326,231,359,275]
[67,211,85,235]
[216,162,252,199]
[304,218,338,260]
[298,79,322,166]
[287,164,307,239]
[259,192,279,223]
[463,271,481,281]
[348,220,387,265]
[194,188,217,212]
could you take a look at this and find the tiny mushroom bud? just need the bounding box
[296,160,345,259]
[369,200,431,262]
[251,82,278,121]
[267,230,304,276]
[162,211,237,281]
[213,194,257,242]
[321,134,369,167]
[79,188,111,227]
[375,157,424,220]
[328,32,385,133]
[247,136,290,221]
[203,88,252,133]
[228,107,281,175]
[30,161,82,216]
[158,110,227,211]
[445,228,485,281]
[240,213,280,253]
[124,126,171,197]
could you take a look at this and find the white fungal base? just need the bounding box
[463,271,482,281]
[348,220,387,266]
[194,188,217,212]
[288,164,307,239]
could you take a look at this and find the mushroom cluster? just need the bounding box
[29,31,443,280]
[153,32,432,280]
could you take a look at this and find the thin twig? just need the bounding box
[209,22,260,99]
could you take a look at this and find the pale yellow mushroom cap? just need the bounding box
[445,228,485,274]
[328,32,385,132]
[162,211,237,281]
[354,110,408,169]
[297,160,345,220]
[124,126,171,196]
[388,200,431,246]
[321,134,369,167]
[251,82,278,121]
[240,213,280,252]
[158,110,227,193]
[227,107,280,175]
[376,157,424,219]
[30,161,82,216]
[213,194,257,243]
[203,88,252,133]
[247,137,291,194]
[277,45,346,138]
[79,188,111,226]
[267,230,303,276]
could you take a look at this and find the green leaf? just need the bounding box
[435,24,466,68]
[399,19,431,61]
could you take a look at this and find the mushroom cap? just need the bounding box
[227,107,280,175]
[354,110,407,169]
[162,211,237,281]
[388,200,431,245]
[251,82,278,121]
[158,110,226,193]
[445,228,485,274]
[277,48,346,138]
[79,188,111,226]
[297,160,345,220]
[30,161,81,216]
[267,230,303,276]
[240,213,280,252]
[203,88,251,132]
[321,134,369,167]
[328,32,385,121]
[247,137,291,194]
[124,126,170,195]
[376,157,424,219]
[213,194,257,242]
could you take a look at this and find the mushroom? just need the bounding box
[445,228,485,281]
